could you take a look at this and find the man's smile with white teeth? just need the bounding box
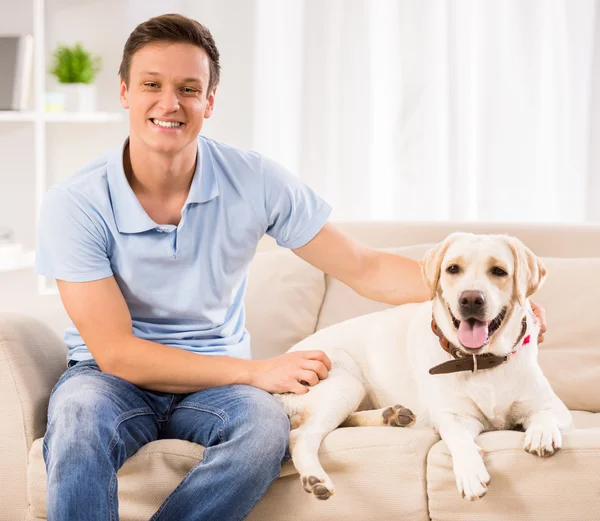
[151,119,183,128]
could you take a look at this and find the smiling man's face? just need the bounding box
[119,41,215,156]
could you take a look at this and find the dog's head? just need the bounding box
[420,232,546,354]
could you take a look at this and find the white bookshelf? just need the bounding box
[0,0,125,294]
[0,111,36,121]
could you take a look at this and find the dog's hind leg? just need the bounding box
[287,367,366,500]
[341,405,416,427]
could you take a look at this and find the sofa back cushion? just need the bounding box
[317,244,434,330]
[532,257,600,412]
[244,249,326,360]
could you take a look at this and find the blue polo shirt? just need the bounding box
[35,136,331,362]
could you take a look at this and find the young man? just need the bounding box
[35,14,547,521]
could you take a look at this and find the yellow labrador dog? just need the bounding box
[276,232,573,501]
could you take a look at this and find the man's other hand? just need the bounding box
[529,299,547,343]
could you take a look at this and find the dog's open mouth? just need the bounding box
[449,306,508,350]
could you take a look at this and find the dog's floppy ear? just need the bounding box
[420,233,462,300]
[505,236,547,307]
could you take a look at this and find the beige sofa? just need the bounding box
[2,221,600,521]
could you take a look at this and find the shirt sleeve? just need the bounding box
[261,156,332,249]
[34,187,113,282]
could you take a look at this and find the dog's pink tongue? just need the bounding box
[458,320,488,349]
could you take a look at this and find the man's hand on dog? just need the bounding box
[248,351,332,394]
[529,299,547,343]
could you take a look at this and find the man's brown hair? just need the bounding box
[119,13,221,94]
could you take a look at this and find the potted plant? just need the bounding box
[49,43,102,112]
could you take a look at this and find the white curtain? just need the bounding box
[253,0,600,222]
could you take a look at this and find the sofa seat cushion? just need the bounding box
[426,410,600,521]
[28,426,439,521]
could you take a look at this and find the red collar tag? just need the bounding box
[522,335,531,346]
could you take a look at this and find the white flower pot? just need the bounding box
[56,83,97,112]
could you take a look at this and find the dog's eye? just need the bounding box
[491,267,508,277]
[446,264,461,274]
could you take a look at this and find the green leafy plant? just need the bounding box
[49,43,102,84]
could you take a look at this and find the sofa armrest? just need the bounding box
[0,312,67,521]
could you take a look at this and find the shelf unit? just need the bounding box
[0,111,123,123]
[0,0,125,294]
[0,111,36,122]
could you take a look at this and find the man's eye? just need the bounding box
[491,267,508,277]
[144,82,159,88]
[181,87,198,94]
[446,264,460,274]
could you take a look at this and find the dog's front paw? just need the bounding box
[453,451,491,501]
[382,404,416,427]
[301,474,334,500]
[524,424,562,457]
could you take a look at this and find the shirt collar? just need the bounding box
[107,137,219,234]
[185,137,219,205]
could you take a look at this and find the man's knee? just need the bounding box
[45,372,150,452]
[225,386,290,459]
[47,381,110,442]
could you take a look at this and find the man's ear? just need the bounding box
[204,87,217,118]
[419,233,462,300]
[505,236,547,307]
[119,78,130,110]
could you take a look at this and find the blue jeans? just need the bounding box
[43,359,290,521]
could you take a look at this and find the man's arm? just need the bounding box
[57,277,330,394]
[292,223,430,306]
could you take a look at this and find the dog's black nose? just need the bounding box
[459,290,486,315]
